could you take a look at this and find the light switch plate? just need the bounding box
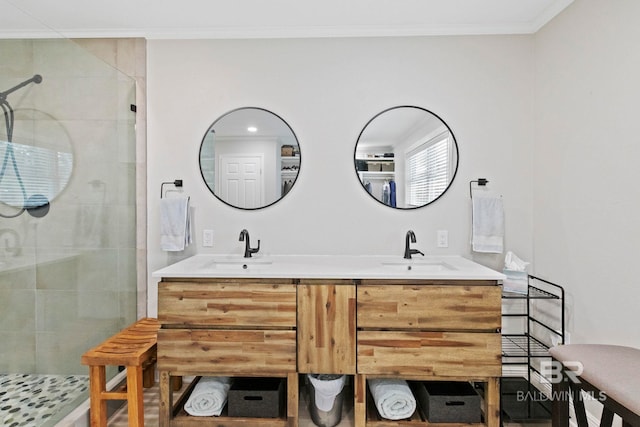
[437,230,448,248]
[203,229,214,247]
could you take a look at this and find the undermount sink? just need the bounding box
[205,256,273,270]
[381,260,456,272]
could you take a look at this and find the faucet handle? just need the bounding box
[412,249,425,257]
[248,239,260,256]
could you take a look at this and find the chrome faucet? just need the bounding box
[403,230,425,259]
[239,229,260,258]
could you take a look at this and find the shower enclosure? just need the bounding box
[0,38,139,426]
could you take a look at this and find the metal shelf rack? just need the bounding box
[500,275,565,423]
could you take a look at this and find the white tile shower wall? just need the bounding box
[146,36,535,316]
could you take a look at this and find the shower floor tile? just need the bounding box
[0,374,88,427]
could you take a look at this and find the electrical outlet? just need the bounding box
[437,230,449,248]
[202,229,214,247]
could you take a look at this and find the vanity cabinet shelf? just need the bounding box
[500,275,565,423]
[358,374,497,427]
[161,373,292,427]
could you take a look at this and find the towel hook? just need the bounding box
[469,178,488,198]
[161,179,183,198]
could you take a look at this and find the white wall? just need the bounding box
[146,36,535,314]
[533,0,640,346]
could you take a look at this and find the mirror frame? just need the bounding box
[354,105,459,210]
[198,107,301,210]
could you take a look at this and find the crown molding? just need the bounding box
[0,22,554,40]
[0,0,575,40]
[530,0,575,33]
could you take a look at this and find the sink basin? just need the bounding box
[205,256,273,270]
[381,260,456,272]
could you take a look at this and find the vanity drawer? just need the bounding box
[357,282,501,331]
[357,330,501,377]
[158,279,297,327]
[157,328,297,375]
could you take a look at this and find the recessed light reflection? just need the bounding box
[247,126,257,133]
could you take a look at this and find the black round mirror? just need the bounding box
[354,106,459,209]
[199,107,300,210]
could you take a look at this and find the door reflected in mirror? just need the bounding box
[199,107,300,210]
[354,106,459,209]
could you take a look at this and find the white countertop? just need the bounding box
[152,254,505,281]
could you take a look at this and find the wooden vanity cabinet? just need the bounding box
[355,280,502,427]
[156,276,502,427]
[297,280,356,374]
[157,278,298,427]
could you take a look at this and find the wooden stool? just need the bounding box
[550,344,640,427]
[81,318,181,427]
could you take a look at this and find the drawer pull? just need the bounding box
[446,401,466,406]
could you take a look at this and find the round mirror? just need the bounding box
[354,106,459,209]
[199,107,301,210]
[0,108,73,218]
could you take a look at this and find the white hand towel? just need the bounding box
[160,195,191,251]
[368,378,416,421]
[184,377,231,417]
[472,193,504,253]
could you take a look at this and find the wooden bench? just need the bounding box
[550,344,640,427]
[81,317,181,427]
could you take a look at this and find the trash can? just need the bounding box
[307,374,346,427]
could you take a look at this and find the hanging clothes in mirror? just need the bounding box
[282,179,293,196]
[389,180,397,208]
[382,181,390,206]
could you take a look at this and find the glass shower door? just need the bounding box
[0,37,138,426]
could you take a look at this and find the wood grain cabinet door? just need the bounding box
[297,280,356,374]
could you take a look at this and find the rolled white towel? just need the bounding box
[369,379,416,421]
[184,377,231,417]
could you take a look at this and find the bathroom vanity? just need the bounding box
[153,255,503,427]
